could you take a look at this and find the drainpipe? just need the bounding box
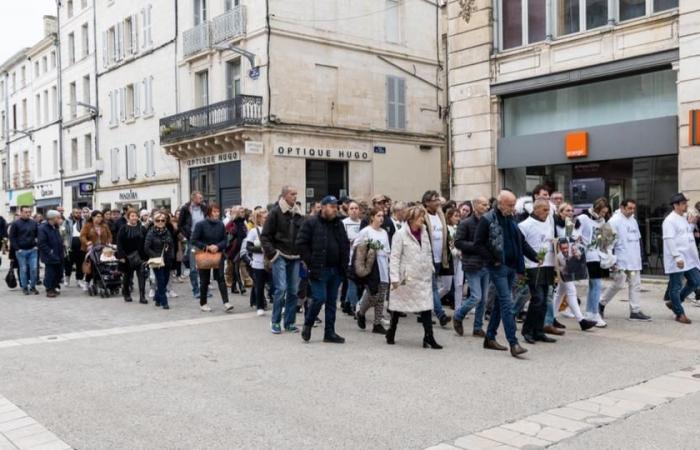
[55,0,65,202]
[91,0,101,202]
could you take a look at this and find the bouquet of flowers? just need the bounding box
[564,217,574,239]
[366,238,385,251]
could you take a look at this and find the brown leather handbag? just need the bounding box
[195,250,222,270]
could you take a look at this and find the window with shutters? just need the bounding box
[124,17,136,56]
[145,140,155,177]
[51,86,57,120]
[84,134,92,168]
[110,147,120,182]
[141,6,153,49]
[106,26,116,66]
[142,76,154,116]
[43,90,49,124]
[36,146,42,178]
[194,0,207,25]
[42,56,47,74]
[385,0,400,43]
[34,61,40,78]
[82,75,90,110]
[68,33,76,64]
[35,94,41,126]
[50,50,56,69]
[67,0,74,18]
[53,141,59,174]
[126,144,137,180]
[125,84,135,121]
[71,138,79,171]
[119,88,126,122]
[386,76,406,130]
[195,71,209,108]
[81,23,89,58]
[108,91,115,126]
[69,82,77,119]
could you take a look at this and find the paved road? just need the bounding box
[1,274,699,450]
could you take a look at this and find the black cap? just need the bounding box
[670,193,689,205]
[320,195,338,206]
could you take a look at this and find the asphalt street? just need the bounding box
[1,274,699,450]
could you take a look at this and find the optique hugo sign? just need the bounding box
[275,145,371,162]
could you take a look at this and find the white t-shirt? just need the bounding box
[245,227,265,270]
[609,212,642,271]
[663,212,700,274]
[518,216,555,269]
[428,214,443,264]
[353,226,391,283]
[342,217,362,243]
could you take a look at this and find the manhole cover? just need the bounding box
[692,374,700,379]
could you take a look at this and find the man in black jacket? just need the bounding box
[178,191,207,298]
[38,210,64,298]
[261,186,305,334]
[453,196,490,338]
[296,195,349,344]
[474,190,539,358]
[9,206,39,295]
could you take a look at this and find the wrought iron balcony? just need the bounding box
[211,6,246,44]
[183,6,246,58]
[183,22,211,57]
[159,95,263,144]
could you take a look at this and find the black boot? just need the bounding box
[386,311,399,345]
[420,311,442,349]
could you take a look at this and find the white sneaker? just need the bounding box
[81,282,89,292]
[690,299,700,308]
[148,288,155,298]
[561,307,575,319]
[200,304,212,312]
[590,313,607,328]
[256,309,265,316]
[65,276,71,287]
[167,289,178,298]
[381,318,390,327]
[224,303,234,313]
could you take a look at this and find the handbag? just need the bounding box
[82,257,92,275]
[195,250,222,270]
[147,248,165,269]
[126,251,143,269]
[5,269,17,289]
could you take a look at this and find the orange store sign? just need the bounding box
[565,131,588,158]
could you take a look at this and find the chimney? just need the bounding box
[43,16,57,37]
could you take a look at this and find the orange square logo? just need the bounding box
[565,131,588,158]
[691,110,700,146]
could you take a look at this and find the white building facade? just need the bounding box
[0,16,61,215]
[446,0,699,274]
[163,0,447,210]
[95,0,180,212]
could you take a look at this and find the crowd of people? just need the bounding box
[2,184,698,358]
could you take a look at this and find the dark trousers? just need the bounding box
[44,263,61,292]
[122,264,146,300]
[153,267,170,307]
[251,268,270,310]
[68,250,85,280]
[231,259,244,293]
[340,274,349,303]
[523,281,549,338]
[305,267,342,335]
[389,310,433,339]
[199,266,229,306]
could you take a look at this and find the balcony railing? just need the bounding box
[211,7,246,44]
[159,95,263,144]
[183,22,211,57]
[183,6,246,58]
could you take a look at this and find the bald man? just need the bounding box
[474,190,539,358]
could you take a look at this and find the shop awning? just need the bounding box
[36,198,61,208]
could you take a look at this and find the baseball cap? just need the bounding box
[321,195,338,206]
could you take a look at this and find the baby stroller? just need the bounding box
[86,245,123,298]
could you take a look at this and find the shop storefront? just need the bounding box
[7,189,34,214]
[186,151,241,209]
[34,181,62,214]
[97,184,175,213]
[497,68,679,274]
[64,177,96,210]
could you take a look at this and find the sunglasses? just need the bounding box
[154,219,166,223]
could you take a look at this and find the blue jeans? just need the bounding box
[432,263,447,319]
[186,241,200,295]
[43,262,61,292]
[455,268,489,332]
[487,265,519,346]
[347,279,360,309]
[305,267,343,335]
[154,267,170,307]
[16,248,38,291]
[668,268,700,316]
[586,278,602,316]
[271,257,300,328]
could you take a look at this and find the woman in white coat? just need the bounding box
[387,206,442,349]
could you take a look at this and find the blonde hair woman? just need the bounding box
[246,208,270,316]
[387,206,442,349]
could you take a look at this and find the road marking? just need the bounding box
[0,312,257,350]
[426,365,700,449]
[0,395,72,450]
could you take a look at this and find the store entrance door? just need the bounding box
[189,161,241,208]
[305,160,348,212]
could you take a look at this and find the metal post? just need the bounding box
[55,0,65,202]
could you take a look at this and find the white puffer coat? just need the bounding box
[389,225,434,313]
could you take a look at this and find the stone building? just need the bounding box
[447,0,698,273]
[163,0,447,210]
